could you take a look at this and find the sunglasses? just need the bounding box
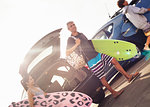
[69,24,75,28]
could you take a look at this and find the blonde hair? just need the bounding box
[66,21,74,29]
[67,21,73,25]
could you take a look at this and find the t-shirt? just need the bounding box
[66,32,98,62]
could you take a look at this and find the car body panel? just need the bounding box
[121,21,137,37]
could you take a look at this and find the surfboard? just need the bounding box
[9,91,92,107]
[91,39,137,61]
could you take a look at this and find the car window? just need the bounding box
[93,24,113,39]
[27,46,53,73]
[57,66,70,72]
[49,66,70,87]
[51,75,65,86]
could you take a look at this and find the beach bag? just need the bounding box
[66,51,86,69]
[66,36,86,69]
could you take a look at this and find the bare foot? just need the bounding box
[113,89,124,98]
[128,72,140,83]
[144,45,150,50]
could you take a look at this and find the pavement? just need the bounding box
[92,57,150,107]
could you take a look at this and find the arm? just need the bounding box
[27,90,34,107]
[66,38,80,56]
[132,6,148,14]
[147,8,150,11]
[44,92,47,96]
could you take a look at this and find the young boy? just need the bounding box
[117,0,150,50]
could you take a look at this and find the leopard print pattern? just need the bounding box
[9,91,92,107]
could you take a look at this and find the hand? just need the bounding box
[147,8,150,11]
[75,38,81,46]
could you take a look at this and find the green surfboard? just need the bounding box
[91,39,137,61]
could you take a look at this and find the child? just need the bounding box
[117,0,150,50]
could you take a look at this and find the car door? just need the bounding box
[121,18,137,37]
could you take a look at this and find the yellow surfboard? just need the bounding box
[91,39,137,61]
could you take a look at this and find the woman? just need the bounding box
[24,75,46,107]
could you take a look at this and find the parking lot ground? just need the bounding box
[95,58,150,107]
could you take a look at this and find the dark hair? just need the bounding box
[117,0,125,8]
[21,74,30,91]
[21,74,35,90]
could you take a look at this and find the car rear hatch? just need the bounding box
[19,28,61,79]
[19,28,105,103]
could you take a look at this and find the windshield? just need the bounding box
[93,24,113,39]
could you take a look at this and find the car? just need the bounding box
[92,0,150,81]
[19,0,150,104]
[19,29,105,103]
[92,0,148,52]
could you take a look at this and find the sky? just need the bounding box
[0,0,123,106]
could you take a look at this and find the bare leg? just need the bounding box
[111,58,130,79]
[111,58,139,82]
[100,76,124,98]
[144,36,150,50]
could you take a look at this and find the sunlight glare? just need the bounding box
[27,46,53,73]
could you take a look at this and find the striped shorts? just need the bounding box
[87,53,113,80]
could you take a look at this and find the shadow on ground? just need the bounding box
[98,72,150,107]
